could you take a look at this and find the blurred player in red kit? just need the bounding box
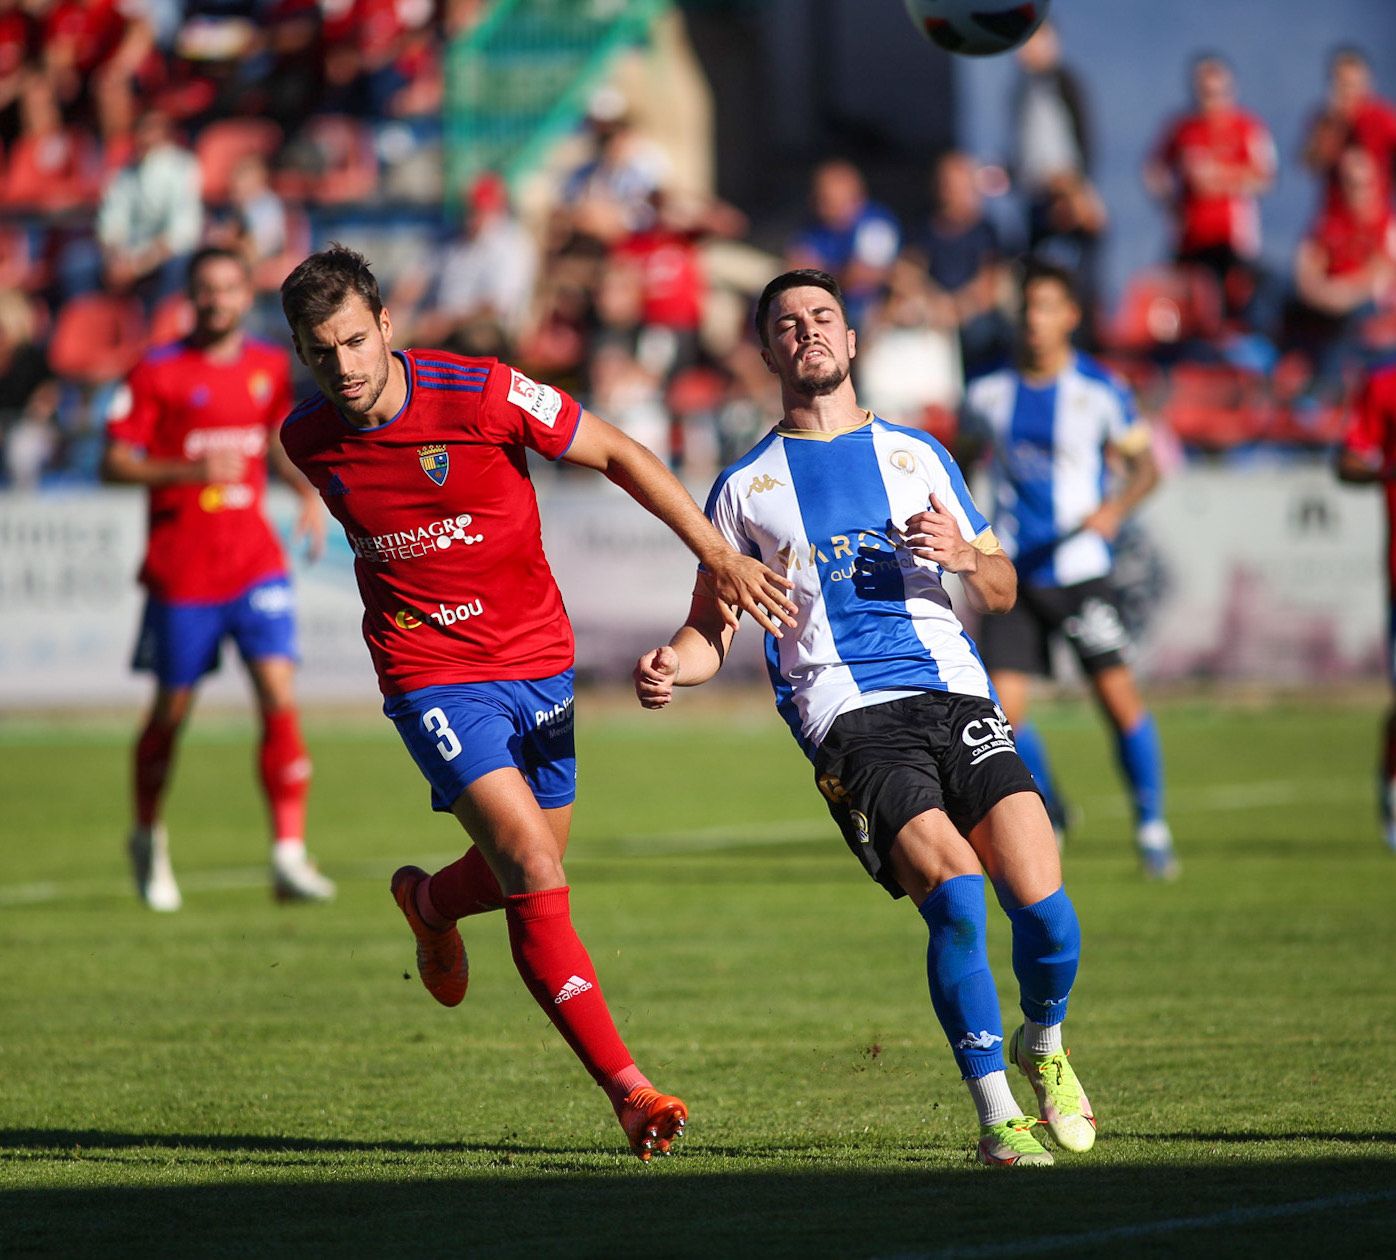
[103,245,332,910]
[277,244,796,1160]
[1337,363,1396,854]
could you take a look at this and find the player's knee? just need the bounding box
[502,847,566,895]
[1008,886,1080,959]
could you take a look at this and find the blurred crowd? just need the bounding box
[3,12,1396,488]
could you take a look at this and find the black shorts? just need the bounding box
[812,692,1041,900]
[976,576,1130,678]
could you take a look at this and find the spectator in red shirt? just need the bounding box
[42,0,158,143]
[1288,146,1396,397]
[0,0,35,149]
[1303,46,1396,212]
[1145,55,1276,314]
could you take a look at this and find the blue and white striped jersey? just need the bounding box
[704,414,997,756]
[963,353,1146,587]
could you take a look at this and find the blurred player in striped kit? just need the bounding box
[635,269,1095,1166]
[962,261,1178,880]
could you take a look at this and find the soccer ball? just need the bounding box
[903,0,1051,57]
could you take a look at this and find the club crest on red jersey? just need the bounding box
[418,443,449,487]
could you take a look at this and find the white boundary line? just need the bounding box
[893,1189,1396,1259]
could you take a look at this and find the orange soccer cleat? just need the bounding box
[391,865,469,1007]
[618,1086,687,1163]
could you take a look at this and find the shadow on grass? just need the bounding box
[3,1130,1396,1259]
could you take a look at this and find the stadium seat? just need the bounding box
[196,118,285,204]
[274,115,378,206]
[47,293,148,384]
[252,206,312,292]
[1158,362,1268,449]
[0,130,99,211]
[1106,266,1224,354]
[149,294,194,345]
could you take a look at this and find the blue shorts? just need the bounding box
[132,576,298,689]
[383,670,577,813]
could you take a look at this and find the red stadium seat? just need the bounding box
[274,115,377,206]
[1158,363,1268,449]
[1106,266,1223,353]
[149,294,194,345]
[47,293,148,384]
[196,118,284,204]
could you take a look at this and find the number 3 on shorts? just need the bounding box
[422,707,462,761]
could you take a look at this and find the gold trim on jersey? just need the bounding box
[971,528,1005,557]
[776,410,874,441]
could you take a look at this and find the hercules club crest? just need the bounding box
[418,444,449,487]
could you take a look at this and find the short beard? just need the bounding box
[336,356,390,416]
[794,358,849,396]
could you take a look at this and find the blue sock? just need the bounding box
[1006,886,1081,1027]
[918,874,1005,1078]
[1115,713,1165,825]
[1013,721,1063,820]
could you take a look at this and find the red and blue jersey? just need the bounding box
[107,337,294,602]
[1342,365,1396,589]
[279,349,583,696]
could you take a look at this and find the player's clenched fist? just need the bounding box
[902,493,978,574]
[633,646,680,709]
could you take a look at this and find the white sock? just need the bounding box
[1024,1018,1063,1056]
[965,1070,1020,1126]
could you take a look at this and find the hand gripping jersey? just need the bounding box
[107,338,294,602]
[963,353,1149,588]
[279,350,582,695]
[704,414,998,756]
[1341,364,1396,589]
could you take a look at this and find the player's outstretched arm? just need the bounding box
[563,410,796,637]
[634,590,737,710]
[904,493,1017,615]
[101,438,245,487]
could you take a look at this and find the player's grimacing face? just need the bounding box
[762,287,855,396]
[296,296,394,416]
[189,258,252,338]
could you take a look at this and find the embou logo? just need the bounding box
[745,474,786,497]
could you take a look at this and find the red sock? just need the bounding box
[259,709,311,843]
[505,887,638,1095]
[134,719,177,827]
[426,846,504,921]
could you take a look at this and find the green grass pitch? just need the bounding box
[2,694,1394,1257]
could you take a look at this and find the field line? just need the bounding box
[899,1188,1396,1259]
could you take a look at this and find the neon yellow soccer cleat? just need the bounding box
[1008,1025,1097,1153]
[977,1115,1054,1166]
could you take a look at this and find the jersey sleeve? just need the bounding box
[922,435,991,542]
[480,361,582,459]
[1101,370,1149,453]
[105,359,159,449]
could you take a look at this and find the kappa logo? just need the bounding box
[745,474,786,497]
[1063,598,1129,657]
[956,1029,1003,1051]
[553,974,593,1004]
[418,443,449,487]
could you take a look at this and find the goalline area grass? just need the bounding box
[1,696,1394,1258]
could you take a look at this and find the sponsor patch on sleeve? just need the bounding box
[507,369,563,429]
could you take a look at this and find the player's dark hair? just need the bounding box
[1021,258,1081,307]
[280,243,383,333]
[187,244,251,289]
[754,269,848,347]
